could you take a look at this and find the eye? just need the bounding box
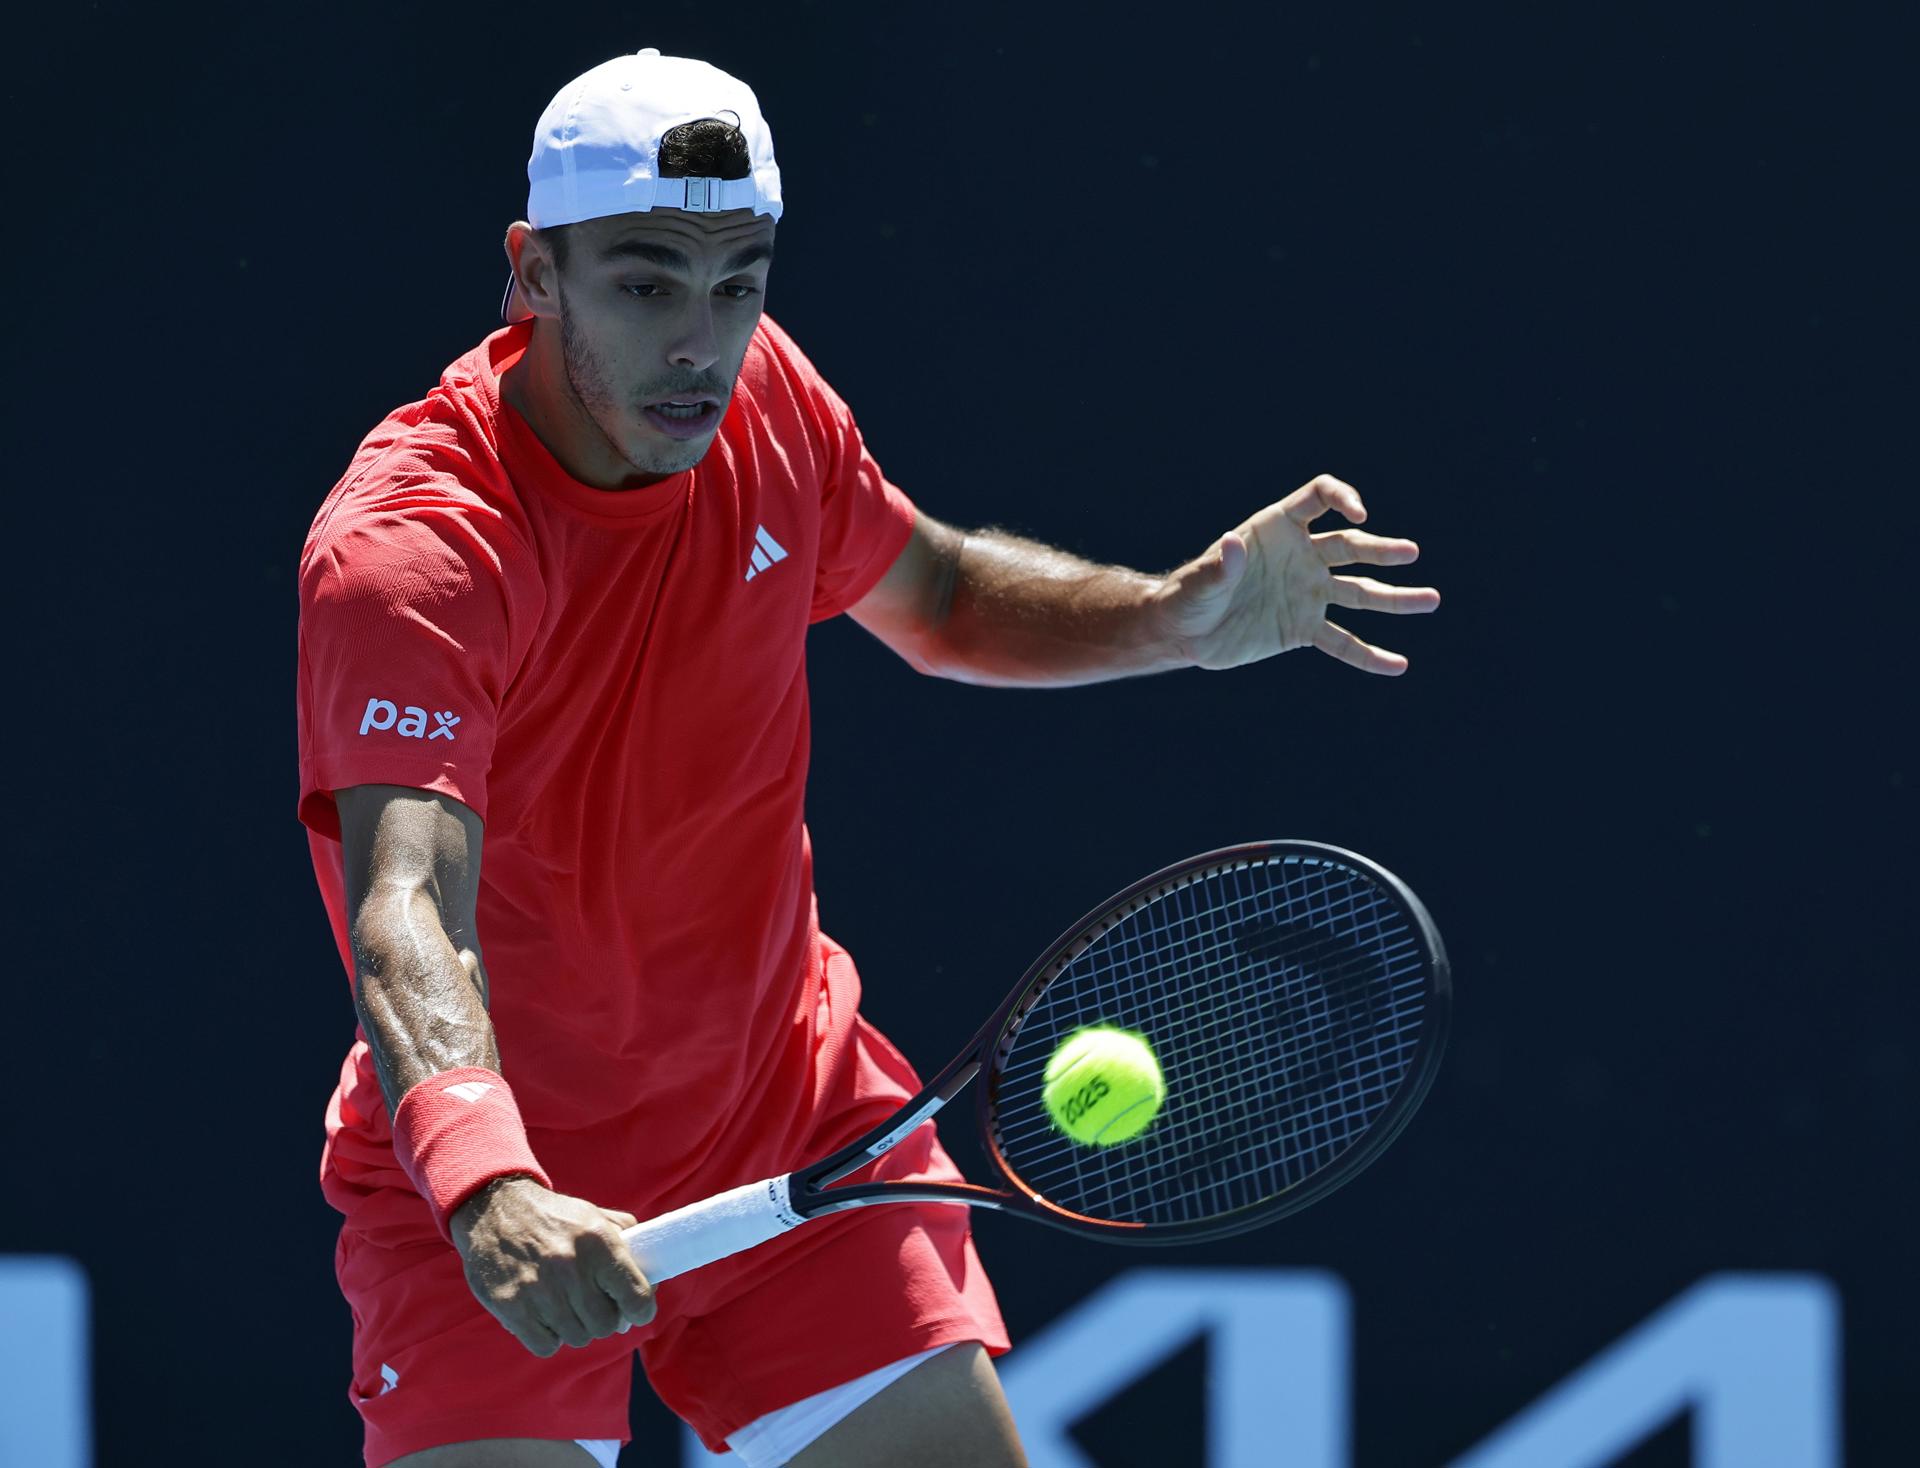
[621,283,663,299]
[717,282,760,300]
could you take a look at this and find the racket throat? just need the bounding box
[812,1060,980,1188]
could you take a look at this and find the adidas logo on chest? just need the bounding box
[743,524,788,581]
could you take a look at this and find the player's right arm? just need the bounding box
[337,782,656,1353]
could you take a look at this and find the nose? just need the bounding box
[666,298,720,373]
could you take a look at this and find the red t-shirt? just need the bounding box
[297,316,915,1228]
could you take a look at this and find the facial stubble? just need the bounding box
[555,279,710,480]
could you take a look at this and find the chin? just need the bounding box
[626,433,716,479]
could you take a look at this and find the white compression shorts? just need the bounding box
[573,1342,951,1467]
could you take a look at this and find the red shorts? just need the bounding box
[333,1015,1009,1465]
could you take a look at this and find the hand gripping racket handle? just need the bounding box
[620,1175,806,1285]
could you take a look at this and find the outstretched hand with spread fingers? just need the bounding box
[1154,474,1441,675]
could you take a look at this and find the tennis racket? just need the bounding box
[620,839,1450,1283]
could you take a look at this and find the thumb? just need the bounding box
[1187,532,1248,600]
[1216,531,1249,586]
[596,1218,656,1331]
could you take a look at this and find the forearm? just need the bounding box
[917,528,1189,687]
[350,884,500,1115]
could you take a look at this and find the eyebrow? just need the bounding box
[597,239,775,273]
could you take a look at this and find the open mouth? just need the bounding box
[641,397,722,439]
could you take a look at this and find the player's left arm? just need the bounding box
[847,473,1440,686]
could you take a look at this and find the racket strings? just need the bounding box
[1002,866,1416,1220]
[990,856,1432,1226]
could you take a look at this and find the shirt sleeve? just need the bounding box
[296,498,543,840]
[761,323,917,623]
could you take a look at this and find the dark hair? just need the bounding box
[658,116,752,179]
[539,118,753,270]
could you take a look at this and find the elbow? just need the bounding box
[898,630,959,681]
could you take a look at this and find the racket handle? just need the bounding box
[621,1174,805,1285]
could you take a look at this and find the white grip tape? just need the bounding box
[621,1175,805,1285]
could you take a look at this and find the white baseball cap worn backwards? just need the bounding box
[502,47,783,323]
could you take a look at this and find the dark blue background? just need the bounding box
[6,1,1912,1462]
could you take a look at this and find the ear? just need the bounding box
[503,221,562,321]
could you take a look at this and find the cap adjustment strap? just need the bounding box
[655,175,763,213]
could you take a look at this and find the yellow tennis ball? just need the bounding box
[1043,1026,1166,1146]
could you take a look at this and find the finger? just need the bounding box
[515,1269,598,1351]
[1313,529,1420,568]
[507,1312,564,1358]
[541,1289,597,1350]
[591,1238,658,1330]
[1326,576,1442,615]
[1282,473,1365,527]
[563,1270,622,1341]
[1312,619,1409,675]
[601,1208,640,1231]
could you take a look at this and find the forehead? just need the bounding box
[576,208,775,261]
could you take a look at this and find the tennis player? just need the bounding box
[296,47,1438,1468]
